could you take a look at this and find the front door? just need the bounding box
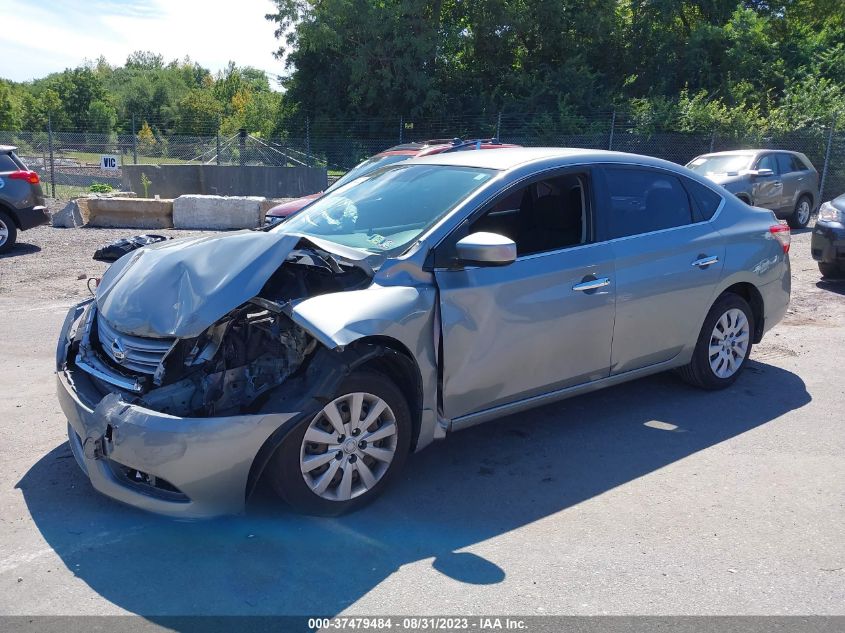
[752,153,783,210]
[433,170,616,420]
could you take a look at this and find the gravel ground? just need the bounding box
[0,212,843,618]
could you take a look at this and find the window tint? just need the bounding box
[601,167,693,238]
[469,173,588,257]
[776,153,795,174]
[683,178,722,220]
[0,154,17,172]
[790,155,807,172]
[757,154,778,173]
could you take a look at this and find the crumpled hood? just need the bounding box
[96,230,302,338]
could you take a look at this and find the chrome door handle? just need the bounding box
[692,255,719,268]
[572,277,611,291]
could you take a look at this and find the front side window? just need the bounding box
[467,173,589,257]
[599,167,693,238]
[279,164,496,255]
[757,154,778,174]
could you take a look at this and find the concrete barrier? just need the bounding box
[172,195,265,230]
[123,164,327,199]
[85,197,174,229]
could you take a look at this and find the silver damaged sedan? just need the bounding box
[56,148,792,517]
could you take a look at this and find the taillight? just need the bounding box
[9,170,40,185]
[769,222,791,254]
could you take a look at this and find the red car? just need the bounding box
[264,138,519,225]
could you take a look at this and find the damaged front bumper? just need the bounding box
[56,301,300,518]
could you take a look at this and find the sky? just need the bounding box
[0,0,283,86]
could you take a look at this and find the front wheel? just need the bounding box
[677,293,754,390]
[267,371,411,516]
[788,195,812,229]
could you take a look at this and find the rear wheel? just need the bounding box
[0,210,17,254]
[267,371,411,516]
[677,293,754,390]
[788,195,812,229]
[819,262,845,279]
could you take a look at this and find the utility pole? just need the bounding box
[47,113,55,198]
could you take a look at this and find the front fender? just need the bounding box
[289,283,442,449]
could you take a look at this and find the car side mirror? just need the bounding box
[752,168,774,178]
[456,232,517,267]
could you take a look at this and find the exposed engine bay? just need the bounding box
[73,244,371,417]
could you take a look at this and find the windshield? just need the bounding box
[325,154,414,193]
[278,164,496,255]
[687,154,754,176]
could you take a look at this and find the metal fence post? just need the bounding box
[47,114,56,198]
[216,116,221,166]
[131,114,138,164]
[710,128,716,153]
[306,116,311,166]
[608,110,616,150]
[496,112,502,140]
[819,114,837,203]
[399,116,404,144]
[238,128,246,167]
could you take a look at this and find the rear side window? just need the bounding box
[599,167,693,238]
[790,155,808,172]
[683,178,722,220]
[0,153,17,172]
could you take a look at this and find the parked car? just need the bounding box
[264,138,519,225]
[812,193,845,278]
[57,148,791,518]
[686,150,819,228]
[0,145,49,254]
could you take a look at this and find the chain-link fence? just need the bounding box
[1,111,842,201]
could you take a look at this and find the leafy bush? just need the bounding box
[88,182,113,193]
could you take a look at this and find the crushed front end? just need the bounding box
[55,239,373,518]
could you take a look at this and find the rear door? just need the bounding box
[594,165,726,374]
[776,153,800,213]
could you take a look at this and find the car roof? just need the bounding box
[695,149,800,159]
[0,145,17,153]
[404,147,686,172]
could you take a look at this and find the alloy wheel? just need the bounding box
[299,392,398,502]
[797,200,811,226]
[0,218,8,248]
[708,308,750,378]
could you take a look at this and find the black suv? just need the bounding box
[0,145,49,253]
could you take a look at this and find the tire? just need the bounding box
[787,195,812,229]
[0,210,17,254]
[677,293,754,390]
[267,370,412,516]
[818,262,845,279]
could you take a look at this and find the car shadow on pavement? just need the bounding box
[0,242,41,258]
[17,360,810,620]
[816,279,845,296]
